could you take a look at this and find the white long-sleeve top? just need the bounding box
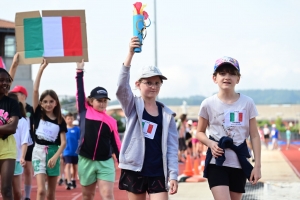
[13,117,30,161]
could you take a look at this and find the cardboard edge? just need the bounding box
[18,51,43,64]
[15,11,41,25]
[15,11,42,64]
[42,10,85,22]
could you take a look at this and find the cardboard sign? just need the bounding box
[15,10,89,64]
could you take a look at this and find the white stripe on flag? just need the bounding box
[42,17,64,57]
[235,113,239,122]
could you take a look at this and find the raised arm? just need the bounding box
[33,59,48,112]
[75,59,86,113]
[8,53,19,80]
[116,37,140,117]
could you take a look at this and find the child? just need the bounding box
[271,124,280,150]
[191,122,201,158]
[196,56,261,200]
[177,114,188,162]
[116,37,178,200]
[32,59,67,200]
[8,92,30,200]
[286,127,291,150]
[9,53,35,200]
[0,68,20,200]
[75,60,121,200]
[63,112,80,190]
[263,124,270,149]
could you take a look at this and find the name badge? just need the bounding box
[142,119,157,140]
[36,120,59,142]
[224,110,246,127]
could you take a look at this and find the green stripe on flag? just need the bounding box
[230,113,235,122]
[24,18,44,58]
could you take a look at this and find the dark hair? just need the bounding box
[65,112,74,118]
[213,63,241,77]
[180,114,187,122]
[0,68,13,82]
[8,92,26,118]
[39,90,63,124]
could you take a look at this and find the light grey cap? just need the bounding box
[139,66,167,80]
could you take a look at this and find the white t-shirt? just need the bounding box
[263,127,270,135]
[13,117,30,161]
[198,94,258,168]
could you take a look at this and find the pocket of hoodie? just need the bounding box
[124,138,136,163]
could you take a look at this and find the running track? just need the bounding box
[1,142,299,199]
[280,144,300,178]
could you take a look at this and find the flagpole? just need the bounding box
[154,0,158,68]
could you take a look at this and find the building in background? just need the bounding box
[0,19,33,104]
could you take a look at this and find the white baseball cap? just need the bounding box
[139,66,167,80]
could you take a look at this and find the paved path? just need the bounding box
[170,146,300,200]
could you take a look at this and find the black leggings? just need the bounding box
[0,159,15,200]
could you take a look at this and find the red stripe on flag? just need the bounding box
[147,124,153,133]
[62,17,83,56]
[239,113,243,122]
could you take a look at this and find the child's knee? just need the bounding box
[37,188,46,197]
[14,190,22,199]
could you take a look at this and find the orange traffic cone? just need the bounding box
[183,155,193,176]
[186,156,206,182]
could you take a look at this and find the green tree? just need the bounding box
[111,113,126,133]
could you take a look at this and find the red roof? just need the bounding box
[0,19,15,29]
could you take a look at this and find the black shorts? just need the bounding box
[119,169,167,194]
[178,137,187,151]
[25,144,34,161]
[264,134,270,139]
[207,164,246,193]
[63,156,78,164]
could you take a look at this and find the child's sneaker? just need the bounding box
[66,183,73,190]
[72,180,77,189]
[58,178,64,186]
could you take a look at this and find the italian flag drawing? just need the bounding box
[15,10,88,64]
[225,110,245,126]
[142,119,157,139]
[230,112,243,122]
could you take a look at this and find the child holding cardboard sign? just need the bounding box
[32,59,67,200]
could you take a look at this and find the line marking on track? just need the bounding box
[71,192,82,200]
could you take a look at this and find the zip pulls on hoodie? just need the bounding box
[93,121,104,160]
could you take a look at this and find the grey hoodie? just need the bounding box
[116,65,178,190]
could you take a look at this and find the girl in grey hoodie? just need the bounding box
[116,37,178,200]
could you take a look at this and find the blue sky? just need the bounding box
[1,0,300,100]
